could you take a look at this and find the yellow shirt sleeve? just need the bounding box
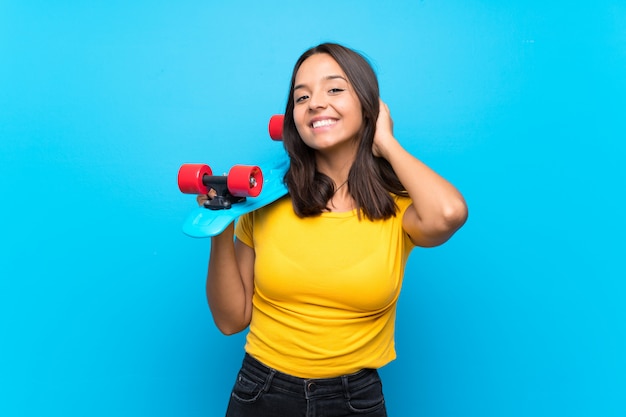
[234,212,253,248]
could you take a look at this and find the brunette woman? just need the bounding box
[201,43,468,417]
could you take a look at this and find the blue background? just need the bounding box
[2,1,625,416]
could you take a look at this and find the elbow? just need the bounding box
[212,313,250,336]
[218,325,246,336]
[407,197,468,247]
[442,197,468,232]
[422,199,468,247]
[215,321,248,336]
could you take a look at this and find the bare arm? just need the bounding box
[373,100,468,247]
[198,195,255,335]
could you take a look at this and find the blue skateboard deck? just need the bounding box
[179,114,287,238]
[181,157,289,238]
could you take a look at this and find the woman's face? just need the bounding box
[292,53,363,154]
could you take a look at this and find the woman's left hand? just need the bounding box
[372,99,397,159]
[372,99,468,247]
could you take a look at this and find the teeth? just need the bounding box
[312,119,336,129]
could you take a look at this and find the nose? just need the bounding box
[308,91,327,110]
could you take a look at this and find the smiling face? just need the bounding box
[292,53,363,155]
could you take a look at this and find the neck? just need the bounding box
[334,178,349,192]
[327,182,354,212]
[315,148,356,189]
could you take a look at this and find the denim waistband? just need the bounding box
[240,353,380,400]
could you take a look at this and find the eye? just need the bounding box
[295,94,309,103]
[329,88,344,94]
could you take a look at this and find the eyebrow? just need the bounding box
[294,74,348,91]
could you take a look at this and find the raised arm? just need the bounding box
[198,196,255,335]
[373,100,468,247]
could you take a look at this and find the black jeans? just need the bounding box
[225,354,388,417]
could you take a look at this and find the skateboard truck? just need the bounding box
[178,164,264,210]
[202,175,251,210]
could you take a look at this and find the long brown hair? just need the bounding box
[282,43,407,220]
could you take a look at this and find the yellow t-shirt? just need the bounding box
[235,195,415,378]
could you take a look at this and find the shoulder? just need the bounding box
[241,195,293,225]
[236,196,292,244]
[392,194,413,215]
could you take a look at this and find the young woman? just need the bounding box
[201,43,468,417]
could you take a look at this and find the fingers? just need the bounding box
[196,188,218,206]
[377,98,392,127]
[372,98,399,159]
[375,99,393,136]
[196,194,209,206]
[379,98,388,111]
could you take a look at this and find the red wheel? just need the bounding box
[178,164,212,194]
[268,114,284,141]
[227,165,263,197]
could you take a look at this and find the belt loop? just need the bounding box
[341,375,351,400]
[263,369,276,393]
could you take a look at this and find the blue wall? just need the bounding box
[1,1,625,416]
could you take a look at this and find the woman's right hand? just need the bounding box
[196,188,217,206]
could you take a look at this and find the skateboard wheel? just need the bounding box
[227,165,263,197]
[268,114,284,141]
[178,164,212,194]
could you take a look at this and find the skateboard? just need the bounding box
[177,115,287,238]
